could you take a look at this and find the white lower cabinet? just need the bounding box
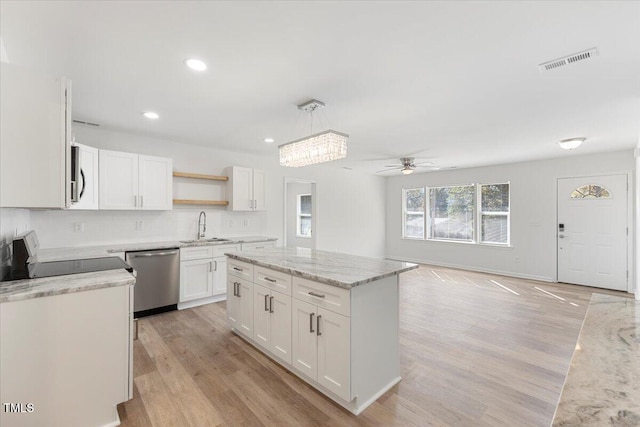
[180,258,214,302]
[179,244,239,309]
[292,300,350,401]
[227,275,254,338]
[253,283,292,364]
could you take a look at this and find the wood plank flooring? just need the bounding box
[118,265,628,427]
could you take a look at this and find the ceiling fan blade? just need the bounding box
[376,167,400,173]
[414,161,435,166]
[384,164,401,167]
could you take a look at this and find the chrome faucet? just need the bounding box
[197,211,207,240]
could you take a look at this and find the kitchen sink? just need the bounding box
[180,238,231,244]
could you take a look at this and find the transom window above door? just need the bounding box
[570,184,612,199]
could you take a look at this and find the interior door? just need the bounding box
[557,174,628,291]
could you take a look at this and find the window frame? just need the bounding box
[427,184,476,243]
[402,187,426,240]
[401,182,511,247]
[478,182,510,246]
[296,193,312,238]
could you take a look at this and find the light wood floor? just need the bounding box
[118,265,627,427]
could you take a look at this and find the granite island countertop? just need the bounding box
[225,246,418,289]
[0,269,135,303]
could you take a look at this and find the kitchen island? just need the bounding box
[225,247,418,415]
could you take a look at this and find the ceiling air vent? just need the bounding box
[538,48,598,72]
[72,119,100,127]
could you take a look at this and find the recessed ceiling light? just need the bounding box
[264,138,274,143]
[185,58,207,71]
[558,137,585,150]
[142,111,159,120]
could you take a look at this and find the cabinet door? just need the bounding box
[226,277,240,328]
[292,299,318,381]
[70,144,99,210]
[0,63,69,208]
[317,307,350,401]
[237,279,254,338]
[99,150,138,210]
[270,291,292,365]
[230,166,253,211]
[252,169,266,211]
[180,259,214,302]
[139,155,172,210]
[211,256,228,296]
[253,284,271,350]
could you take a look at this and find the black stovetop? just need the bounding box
[2,257,133,282]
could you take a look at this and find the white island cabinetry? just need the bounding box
[225,247,418,415]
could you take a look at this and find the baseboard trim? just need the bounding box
[386,255,554,283]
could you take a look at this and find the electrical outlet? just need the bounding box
[73,222,84,233]
[136,220,144,231]
[244,219,249,228]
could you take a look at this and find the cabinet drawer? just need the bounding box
[241,241,276,251]
[213,243,240,257]
[180,246,213,261]
[254,266,292,296]
[292,277,350,317]
[227,258,254,280]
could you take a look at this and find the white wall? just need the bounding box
[386,150,635,287]
[30,125,387,257]
[286,182,314,248]
[0,208,30,278]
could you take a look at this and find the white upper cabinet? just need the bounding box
[138,155,173,210]
[0,63,72,208]
[227,166,266,211]
[70,144,99,210]
[99,150,172,210]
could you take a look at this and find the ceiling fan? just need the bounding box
[376,157,440,175]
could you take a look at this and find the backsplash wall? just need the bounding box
[30,207,267,248]
[0,208,30,277]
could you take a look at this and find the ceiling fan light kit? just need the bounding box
[278,99,349,167]
[558,137,586,150]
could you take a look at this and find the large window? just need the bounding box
[402,188,425,239]
[429,185,475,242]
[297,194,312,237]
[480,183,510,244]
[402,182,510,245]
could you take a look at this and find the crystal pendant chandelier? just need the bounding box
[279,99,348,167]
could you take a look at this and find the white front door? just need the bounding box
[557,174,628,291]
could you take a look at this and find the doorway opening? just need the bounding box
[284,178,317,249]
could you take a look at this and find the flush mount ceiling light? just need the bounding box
[184,58,207,71]
[558,137,586,150]
[279,99,348,167]
[142,111,159,120]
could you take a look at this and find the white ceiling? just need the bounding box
[2,1,639,174]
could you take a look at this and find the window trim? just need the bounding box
[401,182,511,247]
[296,193,312,238]
[402,187,426,239]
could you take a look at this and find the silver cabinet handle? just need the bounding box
[140,195,144,208]
[209,261,212,272]
[233,267,243,272]
[264,294,269,311]
[237,283,241,297]
[233,282,237,296]
[310,312,315,333]
[308,291,325,298]
[264,277,276,283]
[317,315,322,336]
[269,296,274,313]
[559,235,566,239]
[133,195,137,207]
[214,260,217,271]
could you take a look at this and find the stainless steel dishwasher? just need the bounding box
[125,248,180,318]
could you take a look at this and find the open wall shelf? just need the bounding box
[172,171,228,206]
